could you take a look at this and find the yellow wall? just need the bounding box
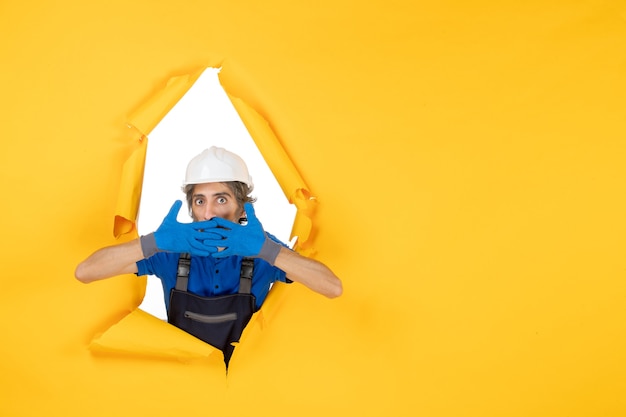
[1,1,626,416]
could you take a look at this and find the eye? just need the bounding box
[193,197,205,206]
[217,197,227,204]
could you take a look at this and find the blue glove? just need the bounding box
[140,200,219,257]
[203,203,283,265]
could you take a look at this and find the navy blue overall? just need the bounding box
[167,253,256,367]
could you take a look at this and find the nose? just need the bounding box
[201,205,216,221]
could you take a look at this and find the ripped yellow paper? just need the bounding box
[113,70,205,237]
[226,92,317,250]
[89,308,217,360]
[113,138,147,237]
[98,67,309,359]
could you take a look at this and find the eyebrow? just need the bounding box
[193,191,233,199]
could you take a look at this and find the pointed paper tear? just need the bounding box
[127,69,205,137]
[113,69,205,238]
[224,89,317,250]
[113,138,147,237]
[89,309,217,360]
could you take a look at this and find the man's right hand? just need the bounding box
[141,200,219,257]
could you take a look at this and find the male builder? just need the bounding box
[76,146,342,365]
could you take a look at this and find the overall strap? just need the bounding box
[175,253,191,291]
[239,257,254,294]
[175,253,254,294]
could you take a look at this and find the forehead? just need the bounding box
[192,182,233,196]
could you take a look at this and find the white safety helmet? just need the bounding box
[183,146,253,187]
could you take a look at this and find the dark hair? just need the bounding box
[182,181,257,219]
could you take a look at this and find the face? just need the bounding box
[190,182,244,222]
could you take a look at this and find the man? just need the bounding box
[75,146,342,365]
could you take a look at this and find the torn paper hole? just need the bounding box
[100,67,316,361]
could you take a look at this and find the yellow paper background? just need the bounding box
[1,1,626,416]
